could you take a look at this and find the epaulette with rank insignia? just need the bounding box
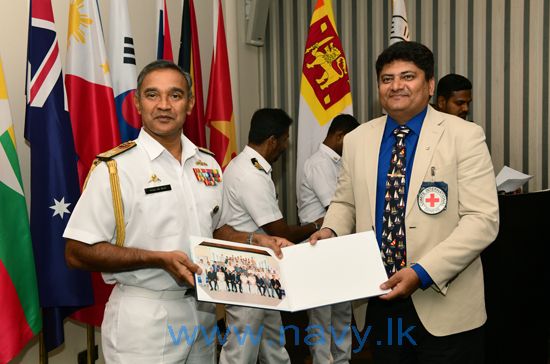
[251,158,267,174]
[198,147,216,157]
[197,147,216,157]
[97,141,137,161]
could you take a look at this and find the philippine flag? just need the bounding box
[65,0,121,186]
[64,0,121,326]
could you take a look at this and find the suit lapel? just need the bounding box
[363,117,386,222]
[406,107,445,217]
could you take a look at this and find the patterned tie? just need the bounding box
[381,125,410,276]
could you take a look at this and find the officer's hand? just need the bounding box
[252,234,293,259]
[160,251,201,287]
[308,227,335,246]
[379,268,421,300]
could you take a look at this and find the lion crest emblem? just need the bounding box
[305,36,348,90]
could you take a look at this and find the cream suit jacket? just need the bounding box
[323,106,499,337]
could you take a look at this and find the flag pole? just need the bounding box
[39,330,48,364]
[87,324,95,363]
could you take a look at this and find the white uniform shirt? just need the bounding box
[298,143,341,223]
[64,130,223,290]
[218,146,282,233]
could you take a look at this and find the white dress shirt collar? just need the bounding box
[319,143,341,164]
[138,128,198,163]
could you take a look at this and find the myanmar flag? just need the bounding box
[0,57,41,363]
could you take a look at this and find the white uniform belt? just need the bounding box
[116,284,195,299]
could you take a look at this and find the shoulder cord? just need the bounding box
[84,159,125,247]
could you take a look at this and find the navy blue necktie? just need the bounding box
[381,126,410,276]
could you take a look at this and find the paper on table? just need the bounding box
[495,165,532,193]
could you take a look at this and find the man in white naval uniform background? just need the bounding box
[298,114,359,364]
[216,108,322,364]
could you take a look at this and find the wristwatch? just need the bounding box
[247,232,254,245]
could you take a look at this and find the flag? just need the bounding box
[156,0,174,60]
[0,57,41,363]
[205,0,237,169]
[390,0,410,44]
[65,0,121,327]
[296,0,353,196]
[24,0,93,351]
[108,0,141,142]
[178,0,206,147]
[66,0,121,186]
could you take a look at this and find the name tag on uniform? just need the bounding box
[417,181,448,215]
[144,184,172,194]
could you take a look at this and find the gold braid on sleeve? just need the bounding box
[105,160,125,247]
[83,140,136,248]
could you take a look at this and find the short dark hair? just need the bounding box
[136,60,193,97]
[436,73,472,99]
[248,108,293,145]
[327,114,360,135]
[375,41,434,81]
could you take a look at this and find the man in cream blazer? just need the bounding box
[310,42,499,363]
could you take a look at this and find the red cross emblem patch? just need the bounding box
[417,185,447,215]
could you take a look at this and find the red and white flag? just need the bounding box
[65,0,121,326]
[156,0,174,60]
[205,0,237,169]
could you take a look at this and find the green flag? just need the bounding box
[0,57,41,364]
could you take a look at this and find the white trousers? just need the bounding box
[102,284,217,364]
[307,302,352,364]
[219,305,290,364]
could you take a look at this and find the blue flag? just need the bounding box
[24,0,93,352]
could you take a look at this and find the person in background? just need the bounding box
[298,113,359,364]
[436,73,473,120]
[216,108,322,364]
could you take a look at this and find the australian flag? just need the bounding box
[24,0,93,352]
